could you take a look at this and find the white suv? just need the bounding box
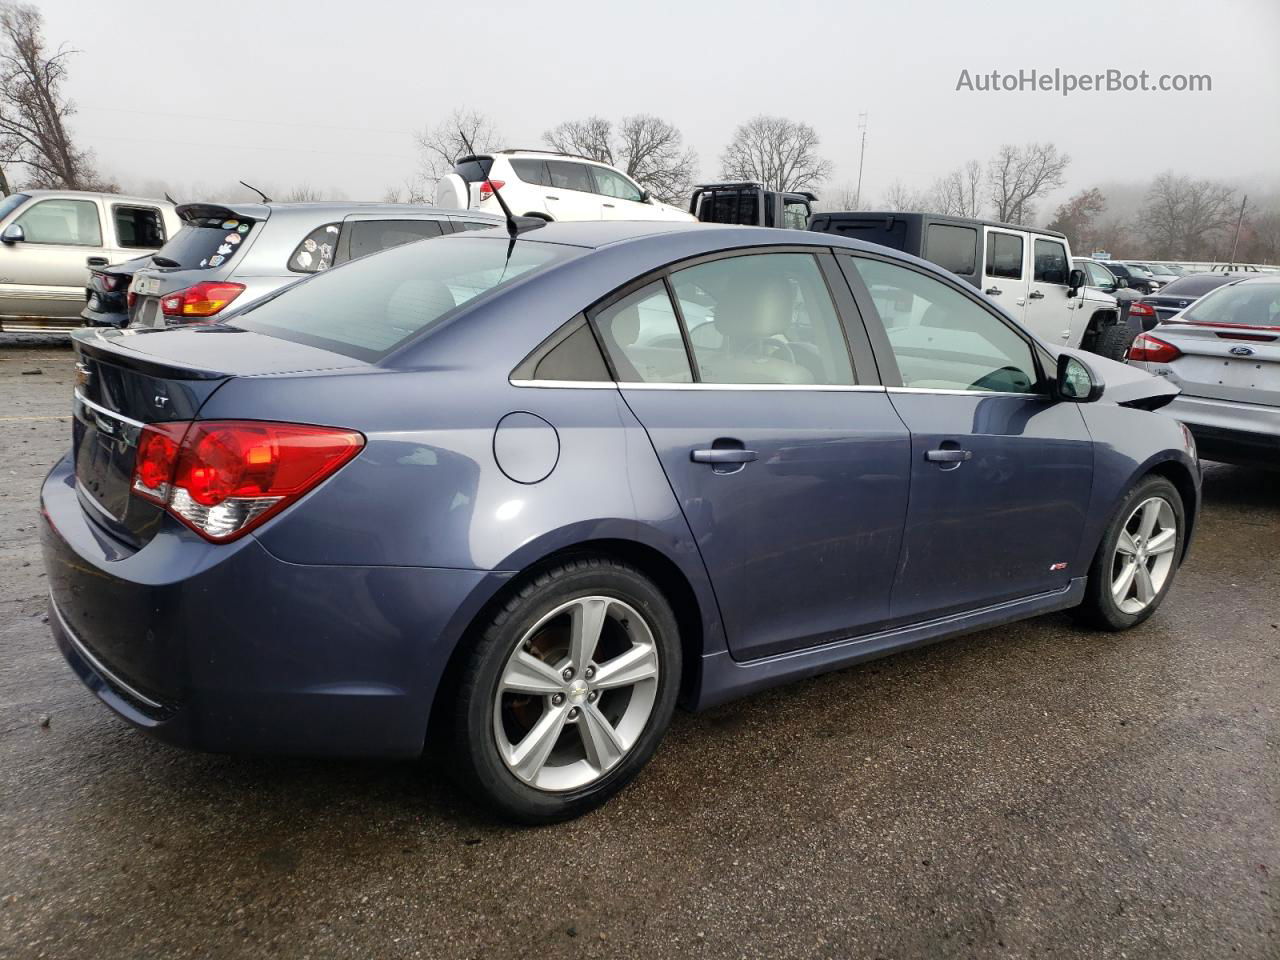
[434,150,695,224]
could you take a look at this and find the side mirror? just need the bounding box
[1,223,24,244]
[639,189,651,203]
[1116,276,1129,289]
[1055,353,1104,403]
[1067,268,1086,293]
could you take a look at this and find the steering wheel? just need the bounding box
[754,336,796,365]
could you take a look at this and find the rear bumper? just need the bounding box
[1164,394,1280,468]
[40,454,496,757]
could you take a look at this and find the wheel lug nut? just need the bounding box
[584,666,595,680]
[568,707,580,719]
[587,691,598,703]
[551,693,565,706]
[562,667,574,681]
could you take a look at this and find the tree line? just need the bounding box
[2,3,1276,265]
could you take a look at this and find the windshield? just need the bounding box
[1182,282,1280,328]
[0,193,29,221]
[235,236,579,361]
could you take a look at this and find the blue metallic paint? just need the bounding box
[42,221,1200,759]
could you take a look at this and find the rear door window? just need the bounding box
[593,281,693,383]
[926,224,978,276]
[547,161,594,193]
[985,232,1024,280]
[289,222,341,273]
[14,198,102,246]
[112,205,166,248]
[156,215,255,269]
[346,219,444,261]
[509,158,552,187]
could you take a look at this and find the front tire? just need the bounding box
[1073,475,1185,630]
[449,558,681,824]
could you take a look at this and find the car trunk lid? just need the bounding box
[1156,321,1280,406]
[70,326,366,548]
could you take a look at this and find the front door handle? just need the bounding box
[1028,290,1045,300]
[602,203,615,208]
[87,256,109,267]
[925,448,972,463]
[545,195,560,201]
[985,286,1002,296]
[692,448,758,464]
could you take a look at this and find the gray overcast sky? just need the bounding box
[37,0,1280,210]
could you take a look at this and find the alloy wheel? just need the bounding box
[493,596,660,792]
[1110,496,1178,615]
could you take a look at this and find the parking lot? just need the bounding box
[0,337,1276,959]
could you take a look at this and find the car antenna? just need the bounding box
[457,130,544,247]
[239,180,273,203]
[164,192,177,204]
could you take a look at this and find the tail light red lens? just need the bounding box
[1127,333,1182,364]
[130,420,365,542]
[159,281,246,319]
[101,275,120,292]
[478,179,506,198]
[1129,302,1156,319]
[127,290,137,309]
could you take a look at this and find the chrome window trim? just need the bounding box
[509,379,888,393]
[888,386,1043,399]
[49,594,165,710]
[73,389,147,429]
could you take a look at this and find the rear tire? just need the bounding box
[1092,323,1137,362]
[449,557,680,824]
[1072,475,1185,631]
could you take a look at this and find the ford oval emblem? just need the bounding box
[1229,345,1254,356]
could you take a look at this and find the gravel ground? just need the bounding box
[0,337,1276,960]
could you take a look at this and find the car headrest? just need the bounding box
[609,304,641,346]
[714,275,795,339]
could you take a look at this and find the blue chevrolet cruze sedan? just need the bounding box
[41,221,1199,822]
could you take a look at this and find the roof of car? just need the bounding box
[18,188,175,207]
[812,210,1068,240]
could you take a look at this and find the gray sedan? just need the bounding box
[127,201,502,328]
[1128,275,1279,468]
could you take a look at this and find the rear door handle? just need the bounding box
[692,448,758,464]
[984,286,1002,296]
[1028,290,1045,300]
[545,195,560,201]
[602,203,615,208]
[925,448,972,463]
[87,256,109,267]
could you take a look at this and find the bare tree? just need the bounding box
[880,181,930,213]
[285,184,322,202]
[1241,207,1280,265]
[543,114,697,204]
[987,142,1070,224]
[719,115,832,192]
[413,107,503,189]
[1140,172,1238,259]
[0,3,110,192]
[824,181,864,211]
[931,160,984,217]
[1046,187,1107,252]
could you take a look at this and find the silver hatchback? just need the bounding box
[128,202,502,328]
[1128,275,1279,468]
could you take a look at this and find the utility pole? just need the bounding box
[1228,194,1247,265]
[854,113,868,209]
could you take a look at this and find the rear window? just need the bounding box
[1158,274,1234,297]
[157,215,256,269]
[1182,282,1280,328]
[819,217,909,252]
[453,156,494,182]
[234,237,578,362]
[697,189,761,226]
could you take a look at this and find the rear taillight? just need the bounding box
[1129,302,1156,319]
[1127,333,1182,364]
[101,275,120,292]
[127,290,137,309]
[159,281,246,319]
[478,179,506,198]
[130,420,365,542]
